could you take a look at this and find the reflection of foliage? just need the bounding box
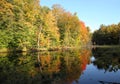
[92,47,120,72]
[0,49,91,84]
[99,80,120,84]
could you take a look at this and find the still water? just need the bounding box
[0,47,120,84]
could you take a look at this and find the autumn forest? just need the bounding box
[0,0,90,52]
[0,0,120,53]
[1,0,120,84]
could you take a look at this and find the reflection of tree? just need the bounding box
[80,49,91,70]
[99,80,120,84]
[0,52,38,84]
[0,49,91,84]
[35,49,91,84]
[92,47,120,72]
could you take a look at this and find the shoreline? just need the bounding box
[0,47,81,53]
[0,45,119,53]
[92,45,120,48]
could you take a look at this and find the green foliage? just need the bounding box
[52,5,90,47]
[92,23,120,45]
[0,0,90,51]
[0,0,38,50]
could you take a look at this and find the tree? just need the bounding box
[0,1,91,51]
[92,23,120,45]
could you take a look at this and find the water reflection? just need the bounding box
[0,49,91,84]
[0,47,120,84]
[92,47,120,72]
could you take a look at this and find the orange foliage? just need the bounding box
[37,54,60,73]
[64,49,91,84]
[79,49,91,71]
[80,21,89,44]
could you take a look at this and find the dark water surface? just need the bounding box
[0,47,120,84]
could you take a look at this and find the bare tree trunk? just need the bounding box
[119,33,120,45]
[37,25,42,50]
[37,52,42,72]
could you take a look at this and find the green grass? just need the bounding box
[0,48,8,53]
[93,45,120,48]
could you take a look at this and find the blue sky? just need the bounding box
[40,0,120,32]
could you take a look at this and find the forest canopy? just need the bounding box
[92,23,120,45]
[0,0,90,51]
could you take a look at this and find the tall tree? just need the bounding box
[92,23,120,45]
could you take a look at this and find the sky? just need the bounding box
[40,0,120,32]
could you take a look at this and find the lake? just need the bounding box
[0,47,120,84]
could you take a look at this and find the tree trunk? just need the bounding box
[37,25,42,50]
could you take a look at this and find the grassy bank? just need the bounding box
[0,46,80,53]
[0,48,8,53]
[92,45,120,48]
[92,45,120,55]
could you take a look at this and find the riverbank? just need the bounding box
[0,46,81,53]
[92,45,120,48]
[92,45,120,54]
[0,47,27,53]
[1,45,119,53]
